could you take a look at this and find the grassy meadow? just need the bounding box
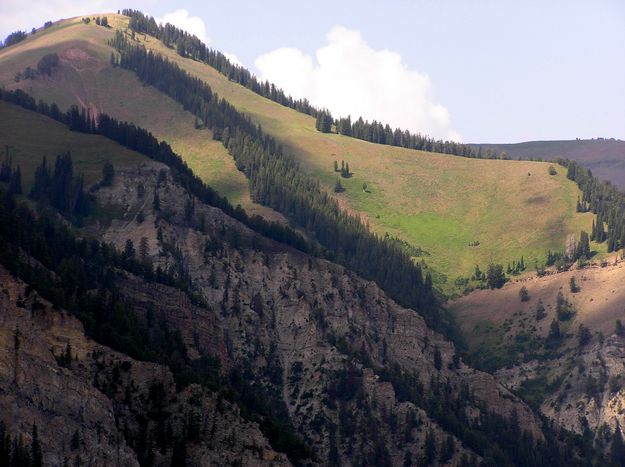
[0,100,147,188]
[0,14,599,293]
[0,16,283,222]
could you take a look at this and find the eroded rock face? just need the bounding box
[496,335,625,437]
[93,163,546,464]
[452,260,625,442]
[0,265,290,466]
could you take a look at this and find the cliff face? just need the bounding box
[0,265,290,466]
[496,334,625,437]
[451,261,625,441]
[92,162,546,464]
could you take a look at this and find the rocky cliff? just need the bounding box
[0,265,290,466]
[89,161,549,465]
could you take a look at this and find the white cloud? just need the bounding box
[156,9,210,46]
[223,52,242,67]
[255,26,458,141]
[156,10,244,67]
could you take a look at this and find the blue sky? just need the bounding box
[2,0,624,143]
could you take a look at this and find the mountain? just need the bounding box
[0,9,623,466]
[472,139,625,189]
[0,13,597,295]
[449,256,625,437]
[0,98,586,466]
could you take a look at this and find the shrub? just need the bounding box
[37,53,60,76]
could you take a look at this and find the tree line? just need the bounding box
[29,152,90,219]
[108,32,447,334]
[0,87,309,253]
[1,31,27,49]
[563,159,625,253]
[0,422,43,467]
[1,19,54,49]
[121,9,320,117]
[121,9,499,161]
[0,149,22,196]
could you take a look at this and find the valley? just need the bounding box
[0,7,624,466]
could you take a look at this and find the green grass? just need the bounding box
[0,16,283,222]
[0,100,147,189]
[0,15,596,293]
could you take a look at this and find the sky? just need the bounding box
[1,0,624,143]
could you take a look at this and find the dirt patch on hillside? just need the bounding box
[449,255,625,339]
[60,47,100,70]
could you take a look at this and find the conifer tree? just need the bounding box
[596,214,606,243]
[8,166,21,195]
[576,231,590,259]
[610,422,625,467]
[31,424,42,467]
[101,162,114,186]
[334,178,344,193]
[153,190,160,211]
[535,299,546,320]
[548,319,561,341]
[0,148,11,182]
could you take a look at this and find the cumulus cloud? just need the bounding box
[223,52,242,67]
[156,9,211,46]
[156,10,244,66]
[255,26,457,141]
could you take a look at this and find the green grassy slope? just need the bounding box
[0,14,597,293]
[0,100,147,189]
[0,15,283,222]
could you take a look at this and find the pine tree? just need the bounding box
[434,346,442,370]
[547,319,561,341]
[424,429,436,464]
[577,324,591,346]
[440,434,454,463]
[0,148,11,182]
[8,166,21,195]
[519,286,529,302]
[576,231,590,259]
[610,422,625,467]
[139,237,149,262]
[535,299,546,321]
[596,214,606,243]
[31,424,43,467]
[101,162,114,186]
[153,190,160,211]
[124,239,136,260]
[334,178,344,193]
[591,219,596,241]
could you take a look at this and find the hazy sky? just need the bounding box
[2,0,624,143]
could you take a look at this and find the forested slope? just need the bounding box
[0,13,594,293]
[0,100,603,466]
